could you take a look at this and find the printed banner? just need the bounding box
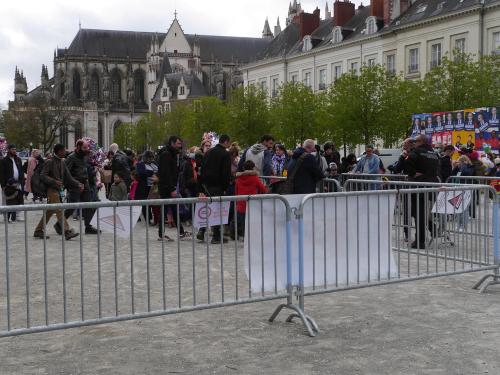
[193,201,230,229]
[90,201,142,238]
[431,190,472,214]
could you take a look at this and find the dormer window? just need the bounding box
[366,17,377,35]
[332,27,343,43]
[179,86,185,95]
[302,35,312,52]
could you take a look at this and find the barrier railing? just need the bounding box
[274,185,499,333]
[0,195,318,337]
[340,173,407,185]
[259,176,342,193]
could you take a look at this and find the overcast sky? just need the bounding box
[0,0,362,107]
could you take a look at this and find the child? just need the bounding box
[147,173,161,226]
[109,172,128,201]
[233,160,268,239]
[129,171,138,200]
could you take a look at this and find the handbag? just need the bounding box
[270,153,307,195]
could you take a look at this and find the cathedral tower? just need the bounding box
[14,67,27,102]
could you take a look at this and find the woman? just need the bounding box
[135,151,158,224]
[25,149,44,202]
[451,155,474,231]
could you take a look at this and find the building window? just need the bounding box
[72,71,81,99]
[164,103,171,112]
[318,69,327,90]
[111,70,121,103]
[90,72,100,101]
[493,32,500,53]
[98,122,103,147]
[333,27,343,43]
[290,73,298,83]
[303,36,312,52]
[134,70,145,104]
[430,43,442,68]
[162,88,168,97]
[179,86,185,95]
[157,105,163,115]
[333,65,342,82]
[408,47,419,73]
[454,38,466,54]
[367,58,376,67]
[366,17,377,35]
[303,72,311,88]
[350,62,359,74]
[386,54,396,74]
[259,80,268,93]
[74,122,83,142]
[60,125,69,147]
[271,77,279,97]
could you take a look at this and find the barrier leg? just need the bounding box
[473,200,500,293]
[269,215,318,337]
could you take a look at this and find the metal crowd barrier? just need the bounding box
[446,175,500,188]
[275,185,499,333]
[0,195,312,337]
[0,185,498,338]
[259,176,342,193]
[340,173,407,185]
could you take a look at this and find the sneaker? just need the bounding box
[179,232,192,241]
[65,231,79,240]
[33,230,49,239]
[85,226,100,235]
[157,235,175,242]
[53,222,63,235]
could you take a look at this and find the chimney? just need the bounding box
[370,0,384,19]
[333,0,355,27]
[298,10,321,40]
[383,0,391,25]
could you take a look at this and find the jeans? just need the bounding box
[64,187,95,229]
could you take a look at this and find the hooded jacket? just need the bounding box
[286,148,324,194]
[235,170,268,213]
[238,143,273,176]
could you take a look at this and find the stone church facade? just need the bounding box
[9,15,270,149]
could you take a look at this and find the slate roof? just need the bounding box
[255,23,300,60]
[58,29,271,64]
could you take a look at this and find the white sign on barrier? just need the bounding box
[432,190,472,214]
[244,194,398,292]
[90,200,142,238]
[193,201,230,229]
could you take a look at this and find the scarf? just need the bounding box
[272,154,286,176]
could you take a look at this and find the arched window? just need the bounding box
[366,17,377,35]
[73,70,81,99]
[60,125,69,146]
[134,70,145,104]
[74,121,83,141]
[111,69,121,103]
[98,121,104,147]
[90,72,100,101]
[113,120,122,132]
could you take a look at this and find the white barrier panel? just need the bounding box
[91,200,141,238]
[244,194,398,292]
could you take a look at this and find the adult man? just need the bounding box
[444,113,454,131]
[33,144,81,240]
[455,112,465,130]
[477,113,489,132]
[455,135,463,149]
[238,135,274,176]
[404,135,440,249]
[286,139,324,194]
[158,136,189,241]
[353,145,381,175]
[323,142,341,166]
[0,144,24,222]
[109,143,131,189]
[465,112,475,131]
[63,140,99,235]
[197,134,232,244]
[440,145,454,182]
[490,107,499,127]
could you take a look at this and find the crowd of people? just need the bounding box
[0,132,498,245]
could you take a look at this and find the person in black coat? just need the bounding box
[158,136,187,240]
[286,140,324,194]
[439,145,454,183]
[135,151,158,223]
[197,135,232,244]
[1,144,24,221]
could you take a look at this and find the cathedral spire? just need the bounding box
[262,18,273,39]
[274,17,282,37]
[325,1,331,20]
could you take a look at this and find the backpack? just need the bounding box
[30,161,47,197]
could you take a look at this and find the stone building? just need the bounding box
[9,15,270,149]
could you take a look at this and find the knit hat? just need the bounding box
[469,151,479,161]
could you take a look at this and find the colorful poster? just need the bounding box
[452,130,475,150]
[411,114,426,137]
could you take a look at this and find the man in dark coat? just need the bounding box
[197,134,232,244]
[1,144,25,221]
[158,136,188,240]
[286,139,324,194]
[323,142,341,166]
[109,143,131,189]
[404,135,440,249]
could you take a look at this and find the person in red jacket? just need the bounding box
[233,160,268,239]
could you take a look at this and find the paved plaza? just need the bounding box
[0,205,499,374]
